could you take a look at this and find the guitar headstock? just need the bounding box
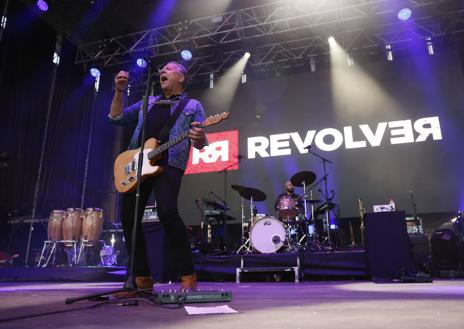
[203,112,230,127]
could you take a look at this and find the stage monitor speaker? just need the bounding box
[364,211,417,281]
[430,228,460,272]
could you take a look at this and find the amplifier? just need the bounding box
[405,216,423,234]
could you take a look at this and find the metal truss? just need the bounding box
[75,0,464,87]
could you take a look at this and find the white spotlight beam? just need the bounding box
[202,53,250,114]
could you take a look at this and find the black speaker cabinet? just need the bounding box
[364,211,417,281]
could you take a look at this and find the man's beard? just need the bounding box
[287,187,294,194]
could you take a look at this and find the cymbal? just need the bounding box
[231,184,246,192]
[231,184,267,201]
[290,171,316,187]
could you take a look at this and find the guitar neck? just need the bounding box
[147,128,201,160]
[144,112,229,160]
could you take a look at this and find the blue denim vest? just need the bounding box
[109,94,206,171]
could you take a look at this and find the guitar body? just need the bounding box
[113,138,164,194]
[113,112,230,194]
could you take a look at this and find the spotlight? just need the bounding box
[90,68,101,78]
[209,72,214,89]
[310,57,316,72]
[426,37,434,55]
[398,8,412,21]
[136,58,147,68]
[385,44,393,62]
[244,52,251,59]
[36,0,49,12]
[328,36,335,44]
[181,49,192,61]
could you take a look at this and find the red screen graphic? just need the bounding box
[185,130,239,175]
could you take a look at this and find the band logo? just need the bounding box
[185,130,239,175]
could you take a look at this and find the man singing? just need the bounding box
[108,62,207,291]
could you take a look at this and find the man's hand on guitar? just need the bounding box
[189,122,207,149]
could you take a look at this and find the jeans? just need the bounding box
[120,165,194,277]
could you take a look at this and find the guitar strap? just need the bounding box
[157,97,191,143]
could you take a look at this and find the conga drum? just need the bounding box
[82,208,104,246]
[63,208,83,245]
[48,210,65,241]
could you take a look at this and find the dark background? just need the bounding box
[1,2,463,252]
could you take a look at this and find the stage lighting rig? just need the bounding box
[398,8,412,21]
[181,49,192,61]
[36,0,48,12]
[90,67,101,78]
[136,58,148,68]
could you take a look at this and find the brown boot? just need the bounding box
[113,276,153,299]
[135,276,154,290]
[181,274,197,291]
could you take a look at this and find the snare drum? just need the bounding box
[82,208,104,245]
[63,208,83,245]
[48,210,65,241]
[277,195,298,221]
[250,216,286,253]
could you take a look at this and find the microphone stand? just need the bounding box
[409,191,419,230]
[307,147,334,249]
[66,61,156,304]
[216,157,241,254]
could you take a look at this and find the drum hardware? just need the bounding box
[305,146,335,249]
[290,171,316,219]
[215,155,242,254]
[196,198,235,251]
[77,208,105,265]
[290,171,325,251]
[38,210,75,267]
[231,185,267,254]
[358,198,365,248]
[37,208,106,267]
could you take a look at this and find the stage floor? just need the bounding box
[0,280,463,329]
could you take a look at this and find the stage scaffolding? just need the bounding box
[73,0,464,87]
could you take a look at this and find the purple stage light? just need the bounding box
[90,68,101,78]
[398,8,412,21]
[181,49,192,61]
[36,0,49,12]
[136,58,148,68]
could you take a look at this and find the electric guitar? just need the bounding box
[113,112,229,194]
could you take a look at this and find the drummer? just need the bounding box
[274,181,304,220]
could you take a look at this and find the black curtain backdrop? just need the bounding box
[0,2,121,256]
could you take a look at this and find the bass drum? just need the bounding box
[250,216,286,253]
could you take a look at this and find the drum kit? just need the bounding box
[234,170,335,254]
[38,207,105,267]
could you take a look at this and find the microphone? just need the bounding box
[304,145,312,150]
